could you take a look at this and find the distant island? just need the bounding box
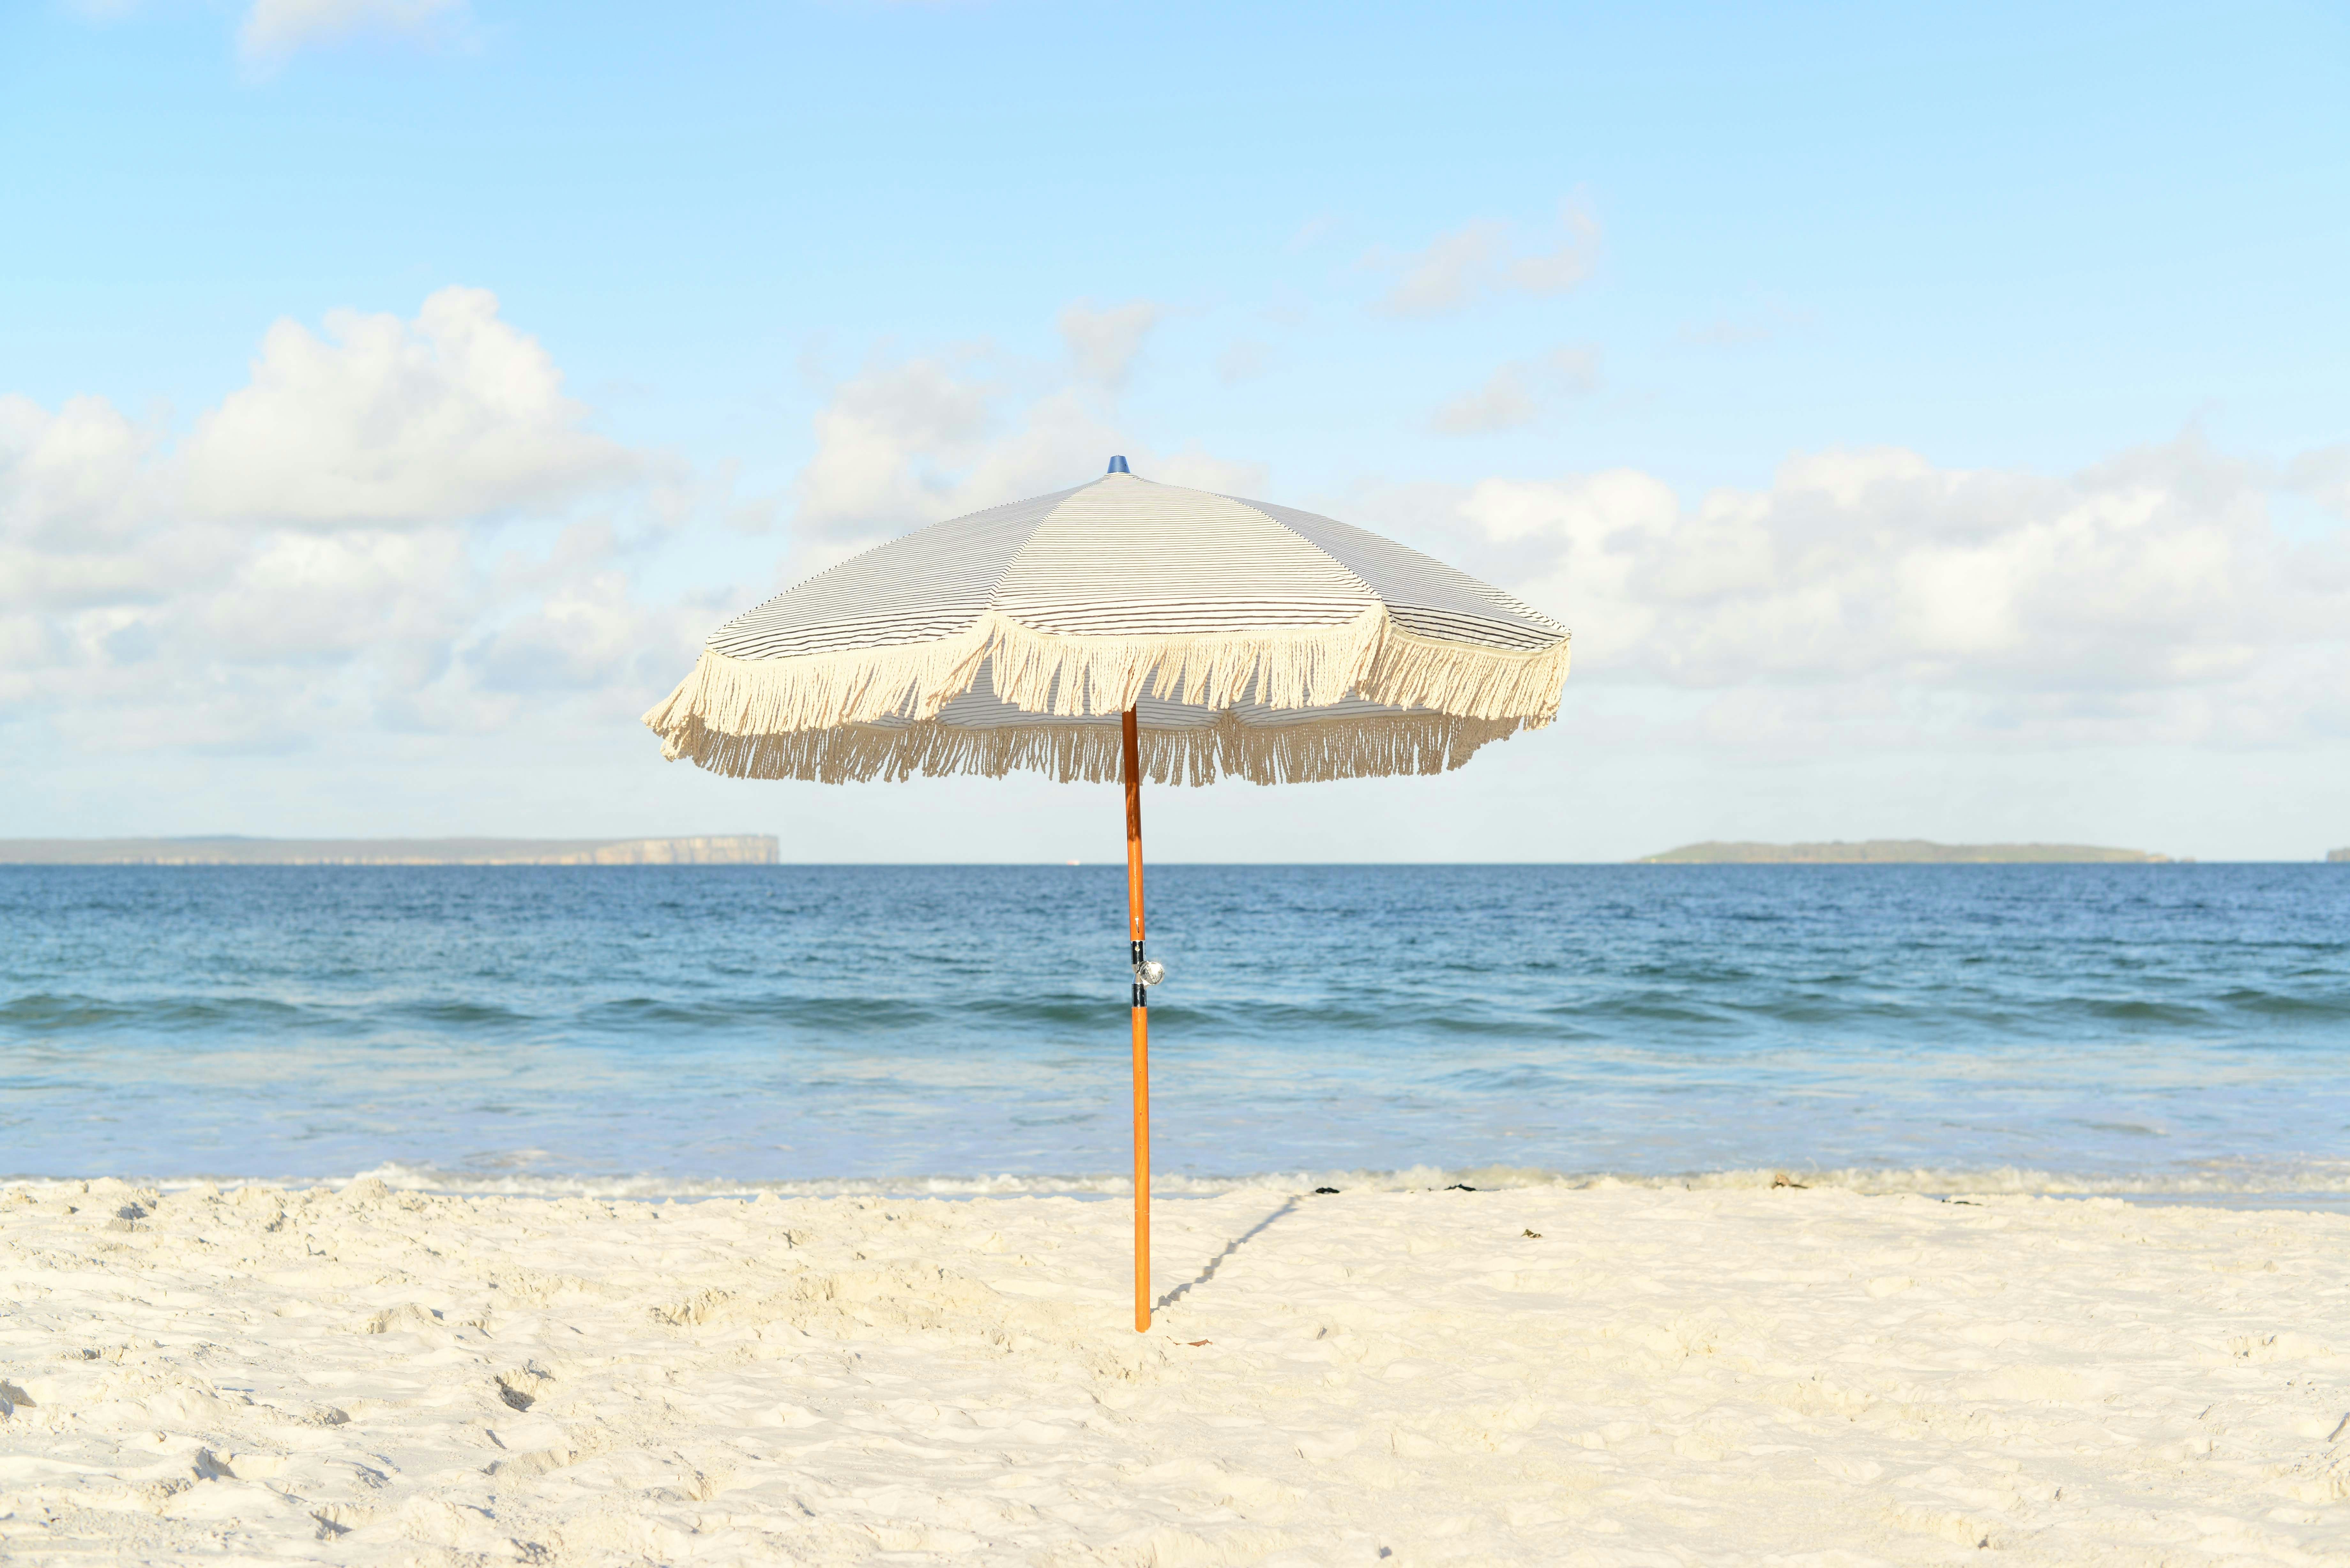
[2331,848,2350,863]
[0,836,779,866]
[1637,840,2174,865]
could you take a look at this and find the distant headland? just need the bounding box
[1637,840,2175,865]
[0,836,779,866]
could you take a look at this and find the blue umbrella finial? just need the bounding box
[1107,455,1130,474]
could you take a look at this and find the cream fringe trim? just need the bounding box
[641,608,1570,785]
[663,709,1530,787]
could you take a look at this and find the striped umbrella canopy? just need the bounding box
[642,459,1572,1330]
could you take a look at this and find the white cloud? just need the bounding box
[1058,300,1162,390]
[1544,345,1602,393]
[239,0,468,66]
[1375,221,1507,316]
[1370,201,1602,317]
[0,292,690,756]
[1373,436,2350,750]
[16,284,2346,792]
[0,394,160,553]
[1507,202,1602,295]
[791,344,1266,550]
[1150,444,1271,496]
[180,287,632,526]
[1431,366,1537,435]
[465,564,715,703]
[1430,346,1600,435]
[791,356,1011,540]
[779,343,2350,758]
[2288,443,2350,517]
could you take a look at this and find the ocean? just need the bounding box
[3,863,2345,1202]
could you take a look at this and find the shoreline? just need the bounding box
[7,1161,2349,1210]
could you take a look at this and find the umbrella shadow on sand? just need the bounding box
[1157,1195,1303,1312]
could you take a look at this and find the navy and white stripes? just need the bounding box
[648,471,1573,786]
[708,474,1564,660]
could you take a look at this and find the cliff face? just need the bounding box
[570,837,778,866]
[2330,848,2349,863]
[0,836,780,866]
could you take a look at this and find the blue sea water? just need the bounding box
[1,863,2346,1199]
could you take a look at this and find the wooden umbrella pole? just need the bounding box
[1121,706,1151,1333]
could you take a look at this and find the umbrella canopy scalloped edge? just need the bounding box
[641,607,1572,786]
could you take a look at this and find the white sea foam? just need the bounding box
[32,1156,2346,1207]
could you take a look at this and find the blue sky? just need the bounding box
[4,1,2347,859]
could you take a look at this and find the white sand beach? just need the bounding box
[4,1178,2346,1565]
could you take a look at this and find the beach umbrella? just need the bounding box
[643,458,1572,1331]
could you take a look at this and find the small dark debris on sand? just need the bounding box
[1313,1187,1341,1195]
[1522,1228,1542,1239]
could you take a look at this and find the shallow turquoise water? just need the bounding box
[2,863,2345,1196]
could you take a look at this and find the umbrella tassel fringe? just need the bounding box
[648,709,1530,787]
[640,612,1570,784]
